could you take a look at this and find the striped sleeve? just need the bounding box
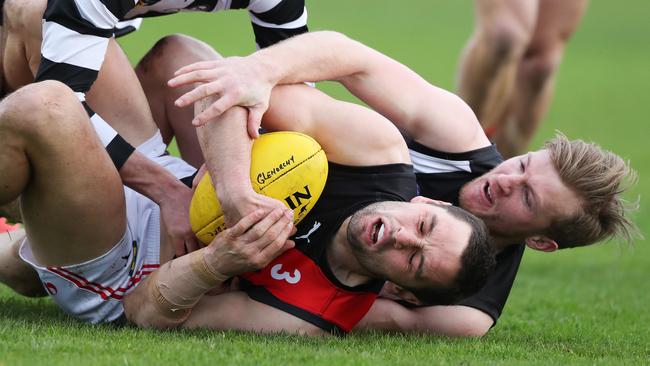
[114,18,142,37]
[36,0,137,167]
[36,0,135,93]
[237,0,308,48]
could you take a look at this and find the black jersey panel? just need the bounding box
[459,244,525,324]
[292,162,417,263]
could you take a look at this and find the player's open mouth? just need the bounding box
[483,182,494,205]
[370,220,385,245]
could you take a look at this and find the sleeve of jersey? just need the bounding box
[36,0,137,169]
[243,0,308,48]
[458,244,525,325]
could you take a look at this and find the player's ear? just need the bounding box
[410,196,452,206]
[525,236,558,252]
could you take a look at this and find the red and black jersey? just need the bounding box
[240,162,418,334]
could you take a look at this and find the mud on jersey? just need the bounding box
[240,162,418,334]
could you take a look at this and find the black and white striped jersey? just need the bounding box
[114,18,143,37]
[35,0,308,166]
[408,139,525,324]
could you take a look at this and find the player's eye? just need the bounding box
[411,249,418,263]
[419,220,424,234]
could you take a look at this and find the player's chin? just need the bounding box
[347,229,368,253]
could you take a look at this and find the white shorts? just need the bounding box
[19,131,196,323]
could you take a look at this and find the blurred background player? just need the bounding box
[456,0,588,158]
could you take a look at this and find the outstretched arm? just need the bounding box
[181,291,324,335]
[356,299,494,337]
[170,31,489,153]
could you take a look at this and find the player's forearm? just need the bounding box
[253,31,372,86]
[253,31,419,124]
[119,150,190,205]
[358,301,494,337]
[196,103,255,215]
[84,101,189,204]
[356,299,420,332]
[410,305,494,337]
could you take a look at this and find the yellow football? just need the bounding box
[190,131,329,245]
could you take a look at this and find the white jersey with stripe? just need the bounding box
[36,0,308,151]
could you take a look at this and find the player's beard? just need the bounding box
[345,203,392,280]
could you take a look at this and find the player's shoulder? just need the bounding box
[407,139,503,175]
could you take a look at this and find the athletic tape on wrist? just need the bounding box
[152,251,229,312]
[148,270,191,320]
[194,252,230,284]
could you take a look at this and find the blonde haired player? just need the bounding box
[164,30,636,337]
[0,49,494,332]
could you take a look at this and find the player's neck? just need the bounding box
[489,233,523,251]
[327,224,373,287]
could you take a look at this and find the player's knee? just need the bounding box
[2,0,28,30]
[478,17,533,64]
[156,34,218,57]
[3,0,45,32]
[480,31,526,66]
[521,45,563,90]
[137,34,220,78]
[0,81,81,134]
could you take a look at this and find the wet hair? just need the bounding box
[405,205,496,305]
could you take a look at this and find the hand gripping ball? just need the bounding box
[190,131,328,245]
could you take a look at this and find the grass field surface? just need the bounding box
[2,1,649,365]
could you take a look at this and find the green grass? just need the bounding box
[2,1,650,364]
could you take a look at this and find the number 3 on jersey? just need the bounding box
[270,264,301,284]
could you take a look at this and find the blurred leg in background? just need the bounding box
[457,0,588,158]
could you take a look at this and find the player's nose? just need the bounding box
[393,227,423,250]
[495,174,524,196]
